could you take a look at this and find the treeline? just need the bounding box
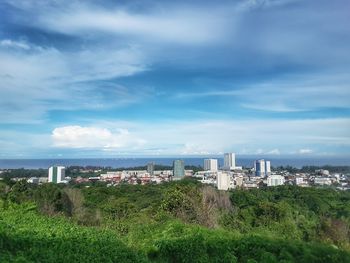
[0,178,350,262]
[273,165,350,173]
[0,168,47,179]
[301,165,350,173]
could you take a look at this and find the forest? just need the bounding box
[0,178,349,262]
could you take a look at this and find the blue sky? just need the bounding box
[0,0,349,158]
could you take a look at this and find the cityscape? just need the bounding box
[6,152,348,191]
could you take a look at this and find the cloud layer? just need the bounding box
[52,126,145,149]
[47,118,350,156]
[0,0,349,157]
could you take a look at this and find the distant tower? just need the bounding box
[147,162,155,176]
[48,166,65,183]
[255,159,265,177]
[255,159,271,177]
[265,161,271,176]
[224,153,236,170]
[173,160,185,178]
[204,159,218,171]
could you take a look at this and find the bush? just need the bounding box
[0,205,147,263]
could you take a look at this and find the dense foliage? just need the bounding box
[0,178,350,262]
[226,186,350,249]
[0,168,47,179]
[0,203,147,263]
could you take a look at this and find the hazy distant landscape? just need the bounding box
[0,156,349,169]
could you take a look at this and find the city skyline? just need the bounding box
[0,0,349,158]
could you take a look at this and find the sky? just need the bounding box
[0,0,349,158]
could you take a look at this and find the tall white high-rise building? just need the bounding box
[48,166,66,183]
[224,153,236,170]
[265,161,271,176]
[204,159,218,171]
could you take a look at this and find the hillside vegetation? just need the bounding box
[0,178,350,262]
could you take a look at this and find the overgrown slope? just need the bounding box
[1,179,350,262]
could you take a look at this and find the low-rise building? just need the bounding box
[314,177,332,186]
[295,176,309,187]
[267,174,285,187]
[27,177,39,184]
[235,176,244,188]
[243,181,258,189]
[217,172,231,190]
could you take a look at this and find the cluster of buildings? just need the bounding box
[56,160,193,186]
[197,154,349,191]
[78,169,174,185]
[2,153,348,191]
[84,160,194,186]
[281,169,349,189]
[197,153,279,190]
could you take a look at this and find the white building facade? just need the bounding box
[217,172,231,190]
[267,174,285,186]
[265,161,271,176]
[204,159,218,171]
[48,166,66,183]
[314,177,332,186]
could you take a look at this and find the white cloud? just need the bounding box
[83,117,350,155]
[3,0,304,49]
[37,6,230,45]
[1,0,350,158]
[0,41,148,123]
[2,0,241,46]
[52,126,146,149]
[254,148,281,155]
[298,148,313,154]
[240,76,350,111]
[174,73,350,112]
[238,0,301,10]
[1,117,349,157]
[240,103,305,112]
[0,39,31,50]
[266,149,280,155]
[69,47,147,82]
